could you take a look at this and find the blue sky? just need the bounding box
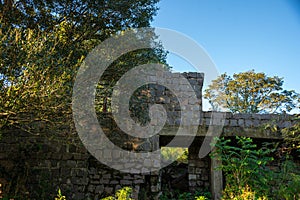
[151,0,300,93]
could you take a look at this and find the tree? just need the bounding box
[1,0,161,77]
[204,70,299,114]
[0,0,166,135]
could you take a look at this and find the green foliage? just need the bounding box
[161,147,188,163]
[204,70,299,113]
[0,25,77,135]
[55,188,66,200]
[193,190,211,200]
[212,136,300,199]
[0,0,166,136]
[194,196,208,200]
[267,159,300,200]
[1,0,160,33]
[159,190,211,200]
[282,115,300,153]
[53,188,134,200]
[101,187,132,200]
[211,136,274,198]
[222,185,268,200]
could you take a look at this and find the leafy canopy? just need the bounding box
[204,70,299,114]
[0,0,166,135]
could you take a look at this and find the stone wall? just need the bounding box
[160,111,296,138]
[188,141,210,192]
[202,112,297,138]
[0,71,299,200]
[0,130,156,199]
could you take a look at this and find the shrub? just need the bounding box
[161,147,188,163]
[211,136,300,199]
[101,187,133,200]
[211,136,274,197]
[55,188,66,200]
[159,190,211,200]
[267,159,300,200]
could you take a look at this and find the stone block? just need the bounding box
[278,121,292,128]
[103,149,112,159]
[195,160,205,168]
[120,180,132,185]
[153,159,160,168]
[205,118,211,126]
[61,153,73,160]
[91,175,100,179]
[123,175,133,180]
[66,160,76,168]
[253,119,260,127]
[143,159,152,167]
[196,180,204,186]
[88,185,95,192]
[73,153,88,160]
[61,168,71,176]
[88,168,97,175]
[102,174,111,179]
[238,119,245,127]
[195,168,202,174]
[224,119,230,126]
[90,180,100,184]
[76,161,86,168]
[67,144,77,153]
[245,119,253,127]
[258,114,272,120]
[124,163,135,169]
[188,166,195,174]
[110,180,119,184]
[134,179,144,184]
[189,181,196,187]
[100,178,109,184]
[134,175,143,179]
[189,174,197,180]
[72,193,85,200]
[127,168,138,174]
[51,153,62,160]
[230,119,238,126]
[151,185,160,192]
[201,174,209,181]
[203,112,212,118]
[76,169,88,177]
[95,185,104,194]
[104,187,113,194]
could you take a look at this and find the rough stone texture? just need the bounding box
[160,111,296,139]
[0,131,157,199]
[0,72,299,199]
[188,142,210,192]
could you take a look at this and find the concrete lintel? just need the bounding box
[159,125,282,139]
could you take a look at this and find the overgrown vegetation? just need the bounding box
[55,189,66,200]
[101,187,133,200]
[0,0,166,137]
[211,136,300,200]
[159,189,211,200]
[282,115,300,156]
[161,147,188,163]
[53,188,132,200]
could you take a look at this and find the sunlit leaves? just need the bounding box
[204,70,299,113]
[0,0,164,135]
